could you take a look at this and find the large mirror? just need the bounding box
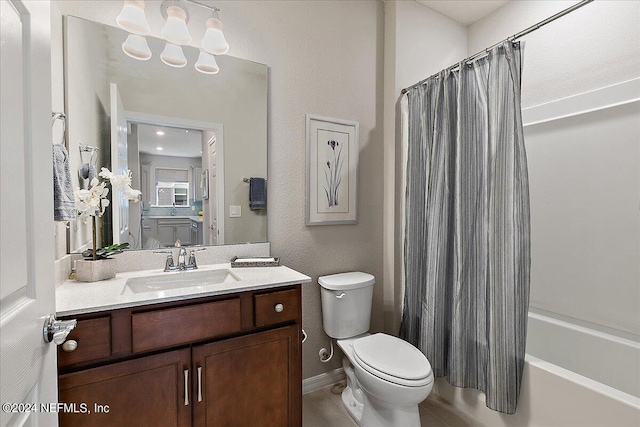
[65,16,267,252]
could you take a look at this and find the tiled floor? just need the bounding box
[303,381,483,427]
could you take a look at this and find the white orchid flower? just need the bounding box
[74,167,140,225]
[122,185,142,201]
[100,167,133,189]
[98,167,114,181]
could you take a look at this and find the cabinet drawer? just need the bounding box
[58,317,111,368]
[254,289,299,327]
[131,298,241,353]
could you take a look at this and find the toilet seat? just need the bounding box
[352,333,433,387]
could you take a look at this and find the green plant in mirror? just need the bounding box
[82,243,130,260]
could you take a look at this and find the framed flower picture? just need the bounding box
[306,114,359,225]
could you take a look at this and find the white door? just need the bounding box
[110,83,129,244]
[0,1,58,426]
[205,131,225,246]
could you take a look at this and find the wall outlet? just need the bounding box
[230,205,241,218]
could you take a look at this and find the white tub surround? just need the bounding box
[56,264,310,316]
[435,355,640,427]
[527,309,640,398]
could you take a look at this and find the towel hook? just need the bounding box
[52,112,66,145]
[243,177,267,183]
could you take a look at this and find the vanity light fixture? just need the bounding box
[121,34,152,60]
[161,42,188,68]
[116,0,151,35]
[117,0,229,75]
[161,3,192,45]
[201,11,229,55]
[194,49,219,74]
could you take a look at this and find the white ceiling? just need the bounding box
[134,123,202,158]
[417,0,511,26]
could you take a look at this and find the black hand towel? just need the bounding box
[249,177,266,210]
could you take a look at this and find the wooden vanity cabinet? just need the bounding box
[193,325,299,427]
[57,285,302,427]
[59,349,191,427]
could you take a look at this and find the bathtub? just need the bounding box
[433,311,640,427]
[527,310,640,398]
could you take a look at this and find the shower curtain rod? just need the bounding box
[401,0,595,94]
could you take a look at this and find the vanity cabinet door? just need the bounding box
[58,349,191,427]
[175,222,192,245]
[158,219,192,246]
[158,222,177,247]
[192,325,301,427]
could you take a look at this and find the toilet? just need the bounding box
[319,272,433,427]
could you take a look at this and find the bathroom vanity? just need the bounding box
[55,265,309,426]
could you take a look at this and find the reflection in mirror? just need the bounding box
[64,16,267,253]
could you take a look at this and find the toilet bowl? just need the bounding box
[319,272,433,427]
[338,334,433,427]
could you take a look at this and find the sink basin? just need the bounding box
[124,269,240,294]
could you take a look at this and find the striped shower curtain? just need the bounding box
[400,41,530,414]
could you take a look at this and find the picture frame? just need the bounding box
[306,114,359,226]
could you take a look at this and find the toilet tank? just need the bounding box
[319,272,375,339]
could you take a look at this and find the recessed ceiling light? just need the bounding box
[156,130,165,136]
[156,146,164,151]
[185,130,189,134]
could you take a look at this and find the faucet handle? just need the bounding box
[187,248,206,269]
[187,250,198,269]
[154,250,175,271]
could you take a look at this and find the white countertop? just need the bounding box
[56,263,311,316]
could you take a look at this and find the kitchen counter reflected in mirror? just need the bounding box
[64,16,267,253]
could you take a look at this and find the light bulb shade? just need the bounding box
[161,5,192,45]
[116,0,151,35]
[122,34,152,60]
[195,50,219,74]
[161,42,187,68]
[201,17,229,55]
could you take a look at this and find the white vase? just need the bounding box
[75,259,116,282]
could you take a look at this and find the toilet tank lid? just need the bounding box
[318,272,375,290]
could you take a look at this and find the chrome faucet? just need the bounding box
[154,242,206,272]
[176,241,188,269]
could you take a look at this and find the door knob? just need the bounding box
[43,314,77,345]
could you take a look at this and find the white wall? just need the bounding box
[52,3,67,259]
[65,17,110,253]
[383,0,467,333]
[468,0,640,108]
[54,0,385,380]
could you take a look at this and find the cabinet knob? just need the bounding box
[274,303,284,313]
[62,340,78,352]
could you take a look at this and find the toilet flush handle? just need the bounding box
[336,292,346,299]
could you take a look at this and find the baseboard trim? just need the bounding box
[302,368,345,395]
